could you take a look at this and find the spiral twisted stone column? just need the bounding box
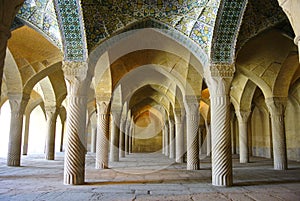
[109,115,120,162]
[95,102,110,169]
[64,96,87,184]
[7,93,29,166]
[207,71,234,186]
[211,95,232,186]
[175,112,184,163]
[62,61,91,185]
[185,98,200,170]
[45,106,59,160]
[266,97,288,170]
[236,110,251,163]
[169,119,175,159]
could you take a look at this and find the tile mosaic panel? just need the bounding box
[236,0,288,53]
[16,0,62,49]
[210,0,247,64]
[82,0,221,54]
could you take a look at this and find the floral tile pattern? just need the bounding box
[82,0,220,54]
[17,0,62,49]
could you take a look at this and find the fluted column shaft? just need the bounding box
[7,94,29,166]
[22,114,30,155]
[266,97,288,170]
[185,99,200,170]
[109,115,120,162]
[169,119,175,159]
[175,114,184,163]
[63,61,90,185]
[45,106,59,160]
[91,127,96,153]
[95,102,110,169]
[236,110,251,163]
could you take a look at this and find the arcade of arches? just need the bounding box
[1,0,300,194]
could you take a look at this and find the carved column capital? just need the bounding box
[96,101,110,115]
[205,64,234,98]
[235,110,251,123]
[265,97,287,117]
[62,61,90,96]
[8,93,30,117]
[210,63,235,78]
[184,96,200,116]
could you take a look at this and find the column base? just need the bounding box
[45,154,54,160]
[7,159,20,167]
[239,158,249,163]
[187,163,199,170]
[212,175,232,187]
[96,163,108,169]
[274,163,287,170]
[64,174,85,185]
[176,157,183,163]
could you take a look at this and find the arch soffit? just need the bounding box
[114,65,185,106]
[237,29,297,98]
[90,28,206,85]
[23,62,62,105]
[231,73,257,111]
[3,48,23,94]
[130,91,172,116]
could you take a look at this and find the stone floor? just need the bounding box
[0,152,300,201]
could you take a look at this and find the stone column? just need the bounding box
[206,123,211,157]
[265,97,288,170]
[62,62,90,185]
[164,121,169,157]
[125,120,130,155]
[231,112,237,155]
[119,118,126,158]
[0,0,24,97]
[185,96,200,170]
[45,106,59,160]
[7,93,29,166]
[60,119,65,152]
[95,101,110,169]
[199,127,203,155]
[109,114,120,162]
[129,121,133,154]
[208,71,233,186]
[169,119,175,159]
[236,110,251,163]
[174,111,184,163]
[162,125,165,154]
[22,114,30,155]
[90,126,96,153]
